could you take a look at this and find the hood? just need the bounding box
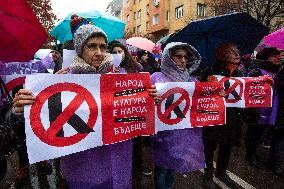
[160,42,201,82]
[70,53,113,74]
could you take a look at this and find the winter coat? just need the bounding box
[60,54,133,189]
[151,42,205,173]
[202,63,246,145]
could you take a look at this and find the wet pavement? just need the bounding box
[1,126,283,189]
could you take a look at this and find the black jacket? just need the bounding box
[202,64,246,144]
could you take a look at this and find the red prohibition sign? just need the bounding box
[5,76,25,93]
[157,87,190,125]
[220,77,243,103]
[30,82,98,147]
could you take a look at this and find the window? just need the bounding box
[137,10,141,19]
[146,4,150,15]
[175,5,183,19]
[134,12,136,20]
[133,27,136,34]
[137,25,141,33]
[153,14,159,25]
[127,15,130,22]
[166,11,170,21]
[197,3,206,17]
[146,21,149,30]
[153,0,159,7]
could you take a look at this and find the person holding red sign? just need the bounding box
[270,66,284,178]
[151,42,205,189]
[244,47,281,169]
[203,43,246,189]
[13,24,159,189]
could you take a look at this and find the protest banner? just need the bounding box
[0,59,52,75]
[155,82,193,132]
[217,76,272,108]
[155,82,225,131]
[24,74,273,163]
[24,73,154,163]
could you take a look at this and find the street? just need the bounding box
[1,126,284,189]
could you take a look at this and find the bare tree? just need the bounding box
[209,0,284,30]
[210,0,242,15]
[242,0,284,30]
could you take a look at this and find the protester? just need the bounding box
[108,41,154,178]
[13,24,159,189]
[202,43,246,189]
[51,45,63,73]
[270,65,284,177]
[137,49,159,74]
[108,41,143,73]
[244,47,281,168]
[151,42,205,189]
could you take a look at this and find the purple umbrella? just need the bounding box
[263,27,284,50]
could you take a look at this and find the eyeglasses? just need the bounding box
[85,43,107,52]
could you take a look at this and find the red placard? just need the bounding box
[190,82,225,127]
[100,73,155,144]
[244,76,272,108]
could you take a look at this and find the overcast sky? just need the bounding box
[51,0,113,20]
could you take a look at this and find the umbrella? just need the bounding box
[156,33,173,45]
[263,27,284,50]
[126,37,155,52]
[50,11,126,43]
[165,12,269,68]
[0,0,48,62]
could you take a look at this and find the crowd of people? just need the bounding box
[0,14,284,189]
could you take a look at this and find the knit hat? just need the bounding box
[74,24,108,57]
[215,43,237,61]
[70,14,92,37]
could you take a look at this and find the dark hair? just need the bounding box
[108,42,140,73]
[137,49,148,60]
[256,47,281,60]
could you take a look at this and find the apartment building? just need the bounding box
[123,0,212,41]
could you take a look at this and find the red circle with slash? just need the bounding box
[30,82,98,147]
[157,87,190,125]
[220,77,243,103]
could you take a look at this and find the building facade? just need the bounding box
[123,0,212,41]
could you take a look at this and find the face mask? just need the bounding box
[281,58,284,64]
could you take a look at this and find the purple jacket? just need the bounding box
[256,69,279,125]
[150,42,205,173]
[61,55,132,189]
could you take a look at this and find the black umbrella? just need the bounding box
[164,12,269,68]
